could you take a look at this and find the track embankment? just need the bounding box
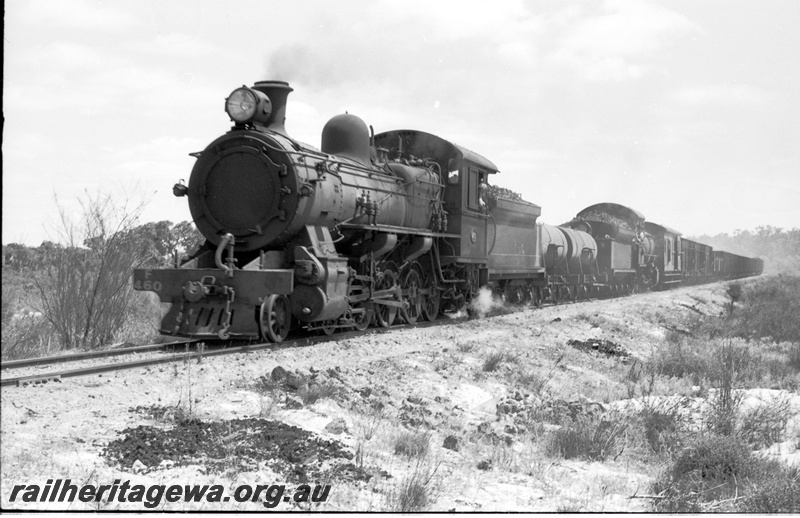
[2,277,798,512]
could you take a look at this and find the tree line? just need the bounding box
[2,220,204,272]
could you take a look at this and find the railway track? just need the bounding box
[0,316,470,388]
[2,285,673,389]
[0,340,199,371]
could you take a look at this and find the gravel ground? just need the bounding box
[2,277,797,512]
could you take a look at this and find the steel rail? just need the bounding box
[0,340,199,371]
[0,318,466,388]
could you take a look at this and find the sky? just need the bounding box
[4,0,800,246]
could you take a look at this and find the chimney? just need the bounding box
[252,80,293,136]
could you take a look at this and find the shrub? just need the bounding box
[456,340,476,353]
[703,342,745,436]
[482,351,517,372]
[737,395,792,449]
[741,464,800,513]
[652,434,800,513]
[651,339,710,380]
[544,413,628,461]
[33,191,148,350]
[391,461,439,512]
[394,431,430,458]
[516,354,563,395]
[789,343,800,371]
[482,351,506,372]
[298,382,339,405]
[0,313,58,361]
[652,434,753,512]
[730,275,800,343]
[639,399,684,454]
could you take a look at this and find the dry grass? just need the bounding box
[298,382,340,405]
[388,460,440,512]
[544,413,628,461]
[482,350,519,372]
[637,398,686,454]
[737,394,793,449]
[393,431,430,458]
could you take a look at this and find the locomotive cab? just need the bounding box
[644,222,683,288]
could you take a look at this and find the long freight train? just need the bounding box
[133,80,763,342]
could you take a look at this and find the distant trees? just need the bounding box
[2,190,204,351]
[3,221,203,272]
[690,226,800,274]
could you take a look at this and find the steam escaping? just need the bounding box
[469,287,506,319]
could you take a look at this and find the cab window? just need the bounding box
[467,168,481,210]
[666,237,672,264]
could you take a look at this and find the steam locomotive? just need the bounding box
[133,80,763,342]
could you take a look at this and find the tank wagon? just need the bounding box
[132,80,762,342]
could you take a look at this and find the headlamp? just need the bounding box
[225,86,272,125]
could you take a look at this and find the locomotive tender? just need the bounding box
[133,80,763,342]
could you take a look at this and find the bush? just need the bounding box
[33,192,148,350]
[482,351,506,372]
[299,382,339,405]
[740,465,800,513]
[391,461,438,512]
[544,413,628,461]
[652,434,753,512]
[789,343,800,371]
[639,399,684,454]
[0,313,58,361]
[737,395,792,449]
[730,275,800,343]
[651,339,710,381]
[394,431,430,458]
[652,434,800,512]
[482,351,518,372]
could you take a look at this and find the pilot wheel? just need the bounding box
[260,294,291,343]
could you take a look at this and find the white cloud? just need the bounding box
[12,0,140,31]
[551,0,702,81]
[675,84,769,106]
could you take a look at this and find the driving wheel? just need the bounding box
[400,268,422,324]
[374,268,398,328]
[421,275,440,322]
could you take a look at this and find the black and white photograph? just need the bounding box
[2,0,799,512]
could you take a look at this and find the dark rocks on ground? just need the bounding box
[285,372,306,391]
[284,395,304,410]
[476,421,513,446]
[443,435,459,452]
[271,366,288,383]
[325,418,348,435]
[477,459,492,471]
[399,398,433,429]
[567,338,631,360]
[104,417,357,483]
